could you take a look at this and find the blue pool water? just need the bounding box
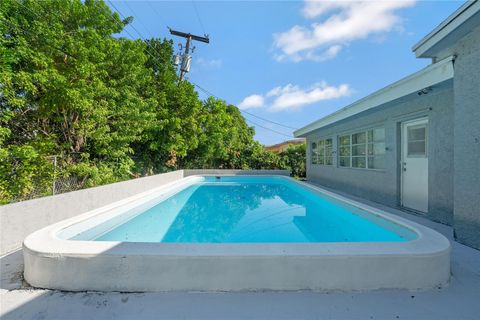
[76,176,417,243]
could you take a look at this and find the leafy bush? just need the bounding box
[279,143,306,178]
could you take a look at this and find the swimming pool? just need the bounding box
[24,174,450,292]
[66,176,416,243]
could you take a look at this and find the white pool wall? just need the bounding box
[24,241,450,292]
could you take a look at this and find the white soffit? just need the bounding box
[294,57,454,138]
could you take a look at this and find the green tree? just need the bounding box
[1,0,155,201]
[133,39,204,174]
[279,143,306,178]
[240,142,281,170]
[182,97,257,169]
[0,0,292,204]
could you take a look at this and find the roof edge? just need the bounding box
[294,56,454,138]
[412,0,479,58]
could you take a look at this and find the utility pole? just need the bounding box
[169,28,209,81]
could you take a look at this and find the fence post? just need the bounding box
[52,155,57,196]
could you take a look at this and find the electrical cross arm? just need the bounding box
[169,28,209,43]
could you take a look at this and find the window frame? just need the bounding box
[310,141,318,165]
[406,124,428,158]
[310,137,333,166]
[337,127,386,171]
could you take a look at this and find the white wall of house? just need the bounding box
[304,82,454,226]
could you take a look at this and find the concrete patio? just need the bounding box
[1,191,479,320]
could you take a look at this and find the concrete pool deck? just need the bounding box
[1,191,480,319]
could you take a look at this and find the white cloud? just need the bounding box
[273,0,415,62]
[276,44,342,62]
[239,81,351,112]
[238,94,265,109]
[266,86,283,97]
[197,57,223,68]
[269,82,351,111]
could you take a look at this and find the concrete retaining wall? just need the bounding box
[1,169,290,255]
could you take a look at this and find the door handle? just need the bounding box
[402,162,407,172]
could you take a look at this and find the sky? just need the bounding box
[107,0,464,145]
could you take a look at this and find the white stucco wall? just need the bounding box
[452,24,480,250]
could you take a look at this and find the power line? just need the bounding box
[104,6,291,139]
[111,5,297,137]
[103,4,291,140]
[107,1,166,71]
[241,109,298,130]
[109,2,203,87]
[124,1,154,39]
[108,1,204,82]
[146,2,169,29]
[103,1,140,41]
[244,118,295,139]
[108,3,298,136]
[169,28,209,80]
[192,83,298,131]
[10,1,295,140]
[193,83,294,138]
[191,1,206,36]
[107,0,145,40]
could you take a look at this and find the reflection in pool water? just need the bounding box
[92,178,413,243]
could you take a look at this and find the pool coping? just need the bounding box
[23,175,451,292]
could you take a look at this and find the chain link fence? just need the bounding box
[53,175,87,196]
[48,154,88,196]
[4,154,88,204]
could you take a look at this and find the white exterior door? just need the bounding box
[401,118,428,213]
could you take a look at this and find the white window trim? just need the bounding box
[310,142,318,165]
[338,128,386,170]
[311,138,333,166]
[406,123,429,159]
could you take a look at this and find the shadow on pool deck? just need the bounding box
[1,194,479,320]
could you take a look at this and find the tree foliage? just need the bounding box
[279,143,306,178]
[0,0,305,204]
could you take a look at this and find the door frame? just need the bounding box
[400,117,429,212]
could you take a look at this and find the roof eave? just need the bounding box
[294,56,454,138]
[412,0,480,58]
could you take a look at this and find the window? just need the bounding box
[311,138,333,165]
[324,139,333,165]
[338,135,351,167]
[311,142,318,164]
[338,128,385,169]
[407,125,427,157]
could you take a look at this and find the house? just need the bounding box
[294,1,480,250]
[264,138,305,153]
